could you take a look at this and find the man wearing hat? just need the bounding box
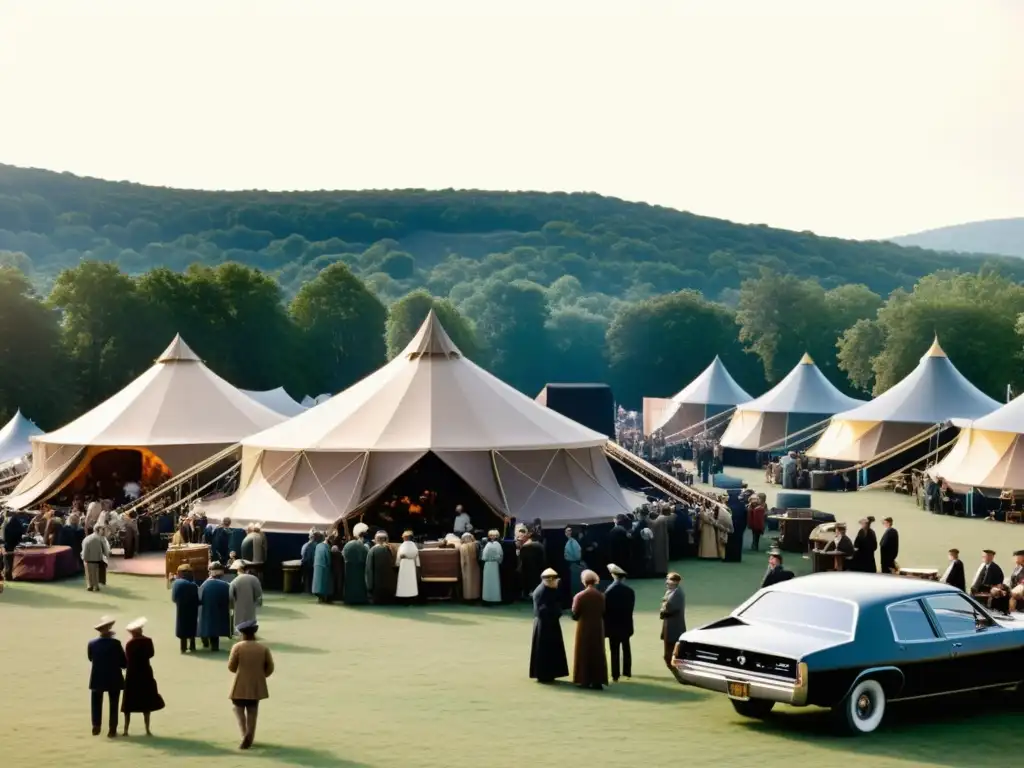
[199,561,232,651]
[342,523,370,604]
[659,572,686,670]
[940,548,966,591]
[822,523,854,569]
[761,549,788,589]
[171,563,200,653]
[529,568,569,683]
[87,616,127,737]
[604,563,635,682]
[970,549,1004,598]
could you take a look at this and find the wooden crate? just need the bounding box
[165,544,210,587]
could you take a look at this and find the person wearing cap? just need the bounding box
[659,572,686,669]
[761,549,788,589]
[480,529,504,605]
[228,619,274,750]
[1007,550,1024,613]
[604,564,635,682]
[230,560,264,629]
[571,569,608,689]
[87,616,127,737]
[879,517,899,574]
[529,568,569,683]
[850,517,878,573]
[211,517,233,565]
[121,618,165,736]
[313,530,334,604]
[366,531,398,604]
[970,549,1004,598]
[940,548,966,591]
[342,523,370,605]
[171,563,200,653]
[458,532,482,602]
[395,530,420,602]
[199,561,232,651]
[81,524,111,592]
[822,523,854,569]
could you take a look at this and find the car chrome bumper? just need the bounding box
[673,659,808,706]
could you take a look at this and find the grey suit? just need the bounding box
[659,586,686,667]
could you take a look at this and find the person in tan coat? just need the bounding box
[459,533,481,602]
[227,620,274,750]
[570,569,608,690]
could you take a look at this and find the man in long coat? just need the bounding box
[328,533,345,601]
[198,562,232,651]
[660,572,686,669]
[458,533,481,601]
[87,616,127,737]
[170,565,200,653]
[211,518,233,565]
[529,568,569,683]
[879,517,899,574]
[571,569,608,689]
[312,533,333,603]
[518,531,546,600]
[650,508,673,576]
[342,523,370,604]
[606,517,632,573]
[229,561,263,627]
[604,563,635,682]
[365,531,397,604]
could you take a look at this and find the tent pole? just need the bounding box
[490,450,512,530]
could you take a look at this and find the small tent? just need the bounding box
[643,356,752,438]
[720,353,864,451]
[242,387,307,418]
[807,338,999,462]
[200,311,631,532]
[0,410,43,465]
[5,335,286,509]
[928,391,1024,490]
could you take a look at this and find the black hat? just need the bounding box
[983,549,996,555]
[767,549,783,560]
[1014,550,1024,557]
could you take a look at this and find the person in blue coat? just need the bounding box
[171,564,200,653]
[87,615,127,737]
[312,532,332,603]
[198,561,232,651]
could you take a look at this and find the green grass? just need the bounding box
[3,467,1024,768]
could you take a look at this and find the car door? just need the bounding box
[885,598,949,698]
[922,593,1017,690]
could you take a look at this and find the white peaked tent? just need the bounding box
[200,311,631,532]
[242,387,307,418]
[0,410,43,464]
[720,353,865,451]
[929,392,1024,490]
[807,338,1000,462]
[643,356,752,437]
[5,335,287,509]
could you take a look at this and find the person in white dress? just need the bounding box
[395,531,421,600]
[481,529,504,604]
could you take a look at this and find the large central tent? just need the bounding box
[201,311,631,532]
[642,356,752,438]
[720,353,865,451]
[807,338,999,462]
[4,335,287,509]
[0,410,43,465]
[928,392,1024,491]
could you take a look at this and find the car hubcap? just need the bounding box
[856,693,872,719]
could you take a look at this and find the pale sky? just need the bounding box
[1,0,1021,240]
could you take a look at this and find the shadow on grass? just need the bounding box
[544,677,706,704]
[735,690,1021,767]
[374,607,478,626]
[257,602,308,619]
[131,735,371,766]
[0,583,118,611]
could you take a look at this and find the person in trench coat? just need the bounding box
[228,620,274,750]
[170,564,199,653]
[529,568,569,683]
[571,569,608,689]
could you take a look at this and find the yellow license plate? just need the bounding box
[727,681,750,699]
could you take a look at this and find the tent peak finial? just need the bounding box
[925,335,946,359]
[157,334,202,363]
[799,352,814,365]
[403,308,462,360]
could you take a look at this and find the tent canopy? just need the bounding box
[0,410,43,464]
[734,353,864,415]
[38,335,287,448]
[241,387,307,418]
[643,356,752,436]
[825,338,998,426]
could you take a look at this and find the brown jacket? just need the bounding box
[571,586,608,687]
[227,640,274,701]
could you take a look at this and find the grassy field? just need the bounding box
[3,468,1023,768]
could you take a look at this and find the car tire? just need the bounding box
[834,678,886,735]
[730,699,775,719]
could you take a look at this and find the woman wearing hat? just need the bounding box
[228,620,274,750]
[529,568,569,683]
[121,618,165,735]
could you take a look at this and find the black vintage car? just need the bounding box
[672,572,1024,734]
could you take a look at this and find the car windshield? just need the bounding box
[739,591,855,635]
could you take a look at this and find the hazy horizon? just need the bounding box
[2,0,1021,241]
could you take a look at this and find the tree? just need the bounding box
[836,318,885,393]
[289,262,387,393]
[546,308,609,385]
[0,268,67,426]
[385,289,480,361]
[472,279,552,395]
[607,290,764,407]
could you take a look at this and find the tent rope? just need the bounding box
[660,407,736,445]
[564,448,632,512]
[493,450,592,511]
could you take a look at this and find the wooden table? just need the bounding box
[165,544,210,586]
[898,568,939,581]
[811,549,848,573]
[281,559,302,593]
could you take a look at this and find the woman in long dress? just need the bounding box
[571,569,608,689]
[121,618,165,736]
[529,569,569,683]
[851,517,878,573]
[312,534,333,603]
[459,533,481,602]
[395,531,420,601]
[481,529,504,605]
[341,523,370,604]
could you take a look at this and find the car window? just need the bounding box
[887,600,938,642]
[739,591,855,635]
[924,594,989,636]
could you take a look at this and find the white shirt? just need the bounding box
[453,512,472,534]
[940,561,955,582]
[123,481,141,500]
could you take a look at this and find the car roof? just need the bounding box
[764,572,963,606]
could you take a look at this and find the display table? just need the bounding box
[768,514,819,553]
[165,544,210,586]
[281,559,302,593]
[12,545,79,581]
[418,547,461,599]
[811,549,848,573]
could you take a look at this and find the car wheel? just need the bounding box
[730,699,775,719]
[834,678,886,735]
